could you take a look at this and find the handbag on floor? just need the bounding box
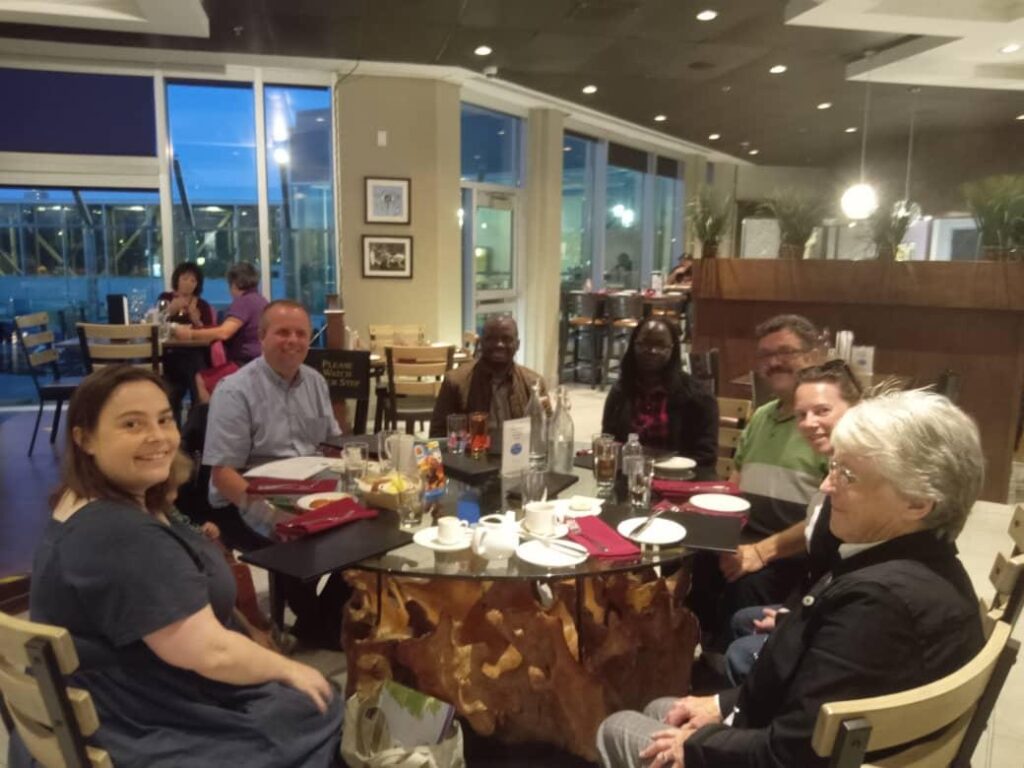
[340,685,465,768]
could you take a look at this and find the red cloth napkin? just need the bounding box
[246,477,339,496]
[651,478,741,500]
[567,516,640,558]
[275,498,377,540]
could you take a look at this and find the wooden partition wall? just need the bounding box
[691,259,1024,502]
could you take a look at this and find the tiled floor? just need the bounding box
[2,392,1023,766]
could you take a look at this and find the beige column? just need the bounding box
[522,108,565,385]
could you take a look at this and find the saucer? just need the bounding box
[617,517,687,546]
[519,521,569,539]
[689,493,751,514]
[555,496,604,518]
[412,526,472,552]
[516,539,588,568]
[295,492,351,512]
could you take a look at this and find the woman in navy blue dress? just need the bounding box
[14,365,343,768]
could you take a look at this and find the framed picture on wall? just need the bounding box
[365,177,411,224]
[362,235,413,279]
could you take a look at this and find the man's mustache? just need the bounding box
[766,366,792,377]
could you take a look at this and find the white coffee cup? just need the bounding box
[436,516,468,545]
[524,502,560,537]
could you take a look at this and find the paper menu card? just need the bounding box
[242,456,330,481]
[501,417,530,477]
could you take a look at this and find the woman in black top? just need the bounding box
[15,366,342,768]
[158,261,215,328]
[601,317,718,477]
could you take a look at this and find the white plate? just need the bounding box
[654,456,697,471]
[413,526,472,552]
[555,496,604,518]
[689,493,751,514]
[519,521,569,539]
[516,539,588,568]
[295,492,351,512]
[617,517,687,546]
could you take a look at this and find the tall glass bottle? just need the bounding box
[527,381,549,471]
[548,386,575,473]
[621,432,644,478]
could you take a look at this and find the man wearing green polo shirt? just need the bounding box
[690,314,826,651]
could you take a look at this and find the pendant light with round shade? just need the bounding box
[841,72,878,220]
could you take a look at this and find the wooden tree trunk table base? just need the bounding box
[342,568,699,761]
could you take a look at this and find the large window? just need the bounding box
[654,158,684,275]
[461,104,523,187]
[561,132,597,289]
[264,85,335,316]
[166,81,260,308]
[604,144,646,291]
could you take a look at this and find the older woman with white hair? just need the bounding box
[597,390,986,768]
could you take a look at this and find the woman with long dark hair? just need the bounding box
[158,261,215,328]
[601,316,718,476]
[17,365,343,768]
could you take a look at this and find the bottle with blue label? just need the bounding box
[456,485,481,525]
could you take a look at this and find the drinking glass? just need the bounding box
[447,413,468,455]
[343,442,369,493]
[469,411,489,459]
[397,484,424,530]
[592,433,618,492]
[377,429,401,473]
[628,457,655,510]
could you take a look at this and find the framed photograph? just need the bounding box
[362,235,413,279]
[365,177,411,224]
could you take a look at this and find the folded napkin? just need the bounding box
[651,478,740,500]
[246,477,339,496]
[275,498,377,540]
[566,515,640,558]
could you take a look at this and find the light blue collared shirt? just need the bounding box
[203,356,343,507]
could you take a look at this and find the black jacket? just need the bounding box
[686,529,984,768]
[600,375,718,476]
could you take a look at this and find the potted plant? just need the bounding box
[687,191,730,259]
[961,175,1024,261]
[869,200,916,261]
[761,192,827,259]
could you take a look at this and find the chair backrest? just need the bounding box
[385,345,454,399]
[303,348,372,435]
[462,330,479,358]
[751,370,775,408]
[77,322,160,373]
[606,294,644,321]
[688,349,720,395]
[934,369,962,405]
[568,292,604,319]
[0,611,112,768]
[717,396,751,429]
[368,324,426,355]
[980,504,1024,637]
[811,621,1016,768]
[716,456,737,481]
[14,313,62,389]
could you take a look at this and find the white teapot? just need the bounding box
[471,512,519,559]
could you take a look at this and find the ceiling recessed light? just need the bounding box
[845,126,858,133]
[748,149,760,156]
[474,45,492,56]
[582,84,598,94]
[769,64,787,75]
[696,9,718,21]
[654,114,667,122]
[817,101,832,110]
[721,85,732,93]
[1000,43,1021,54]
[708,133,721,140]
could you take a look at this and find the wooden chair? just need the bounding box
[716,397,751,480]
[462,330,479,360]
[718,396,752,430]
[980,504,1024,637]
[14,312,81,456]
[367,324,426,356]
[385,345,454,434]
[601,294,644,388]
[716,456,737,481]
[565,292,606,387]
[77,322,160,373]
[0,611,112,768]
[811,620,1017,768]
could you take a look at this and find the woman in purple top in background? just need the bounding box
[170,262,268,400]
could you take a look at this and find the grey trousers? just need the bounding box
[596,697,678,768]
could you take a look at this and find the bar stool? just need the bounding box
[565,292,606,387]
[601,293,644,388]
[648,295,686,330]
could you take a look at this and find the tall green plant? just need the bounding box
[761,192,827,247]
[961,175,1024,248]
[869,201,915,259]
[687,191,730,246]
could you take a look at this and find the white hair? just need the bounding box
[830,389,984,541]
